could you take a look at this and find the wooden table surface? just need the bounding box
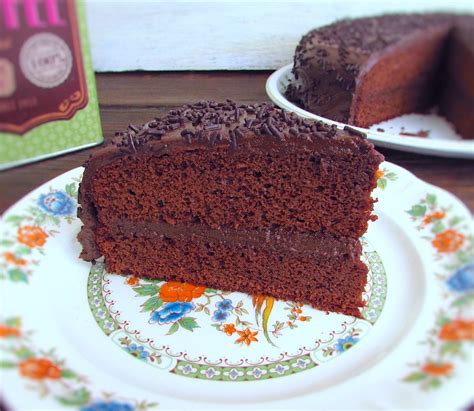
[1,72,473,214]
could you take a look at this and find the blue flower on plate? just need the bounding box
[335,336,359,353]
[447,263,474,292]
[125,343,149,360]
[81,400,134,411]
[150,302,194,324]
[216,298,233,311]
[37,191,75,216]
[212,309,230,322]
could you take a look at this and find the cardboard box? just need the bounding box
[0,0,103,170]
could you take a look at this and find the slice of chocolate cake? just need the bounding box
[78,101,384,317]
[286,14,474,139]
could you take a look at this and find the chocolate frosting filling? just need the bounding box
[104,221,361,259]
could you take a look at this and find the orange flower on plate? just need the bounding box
[235,328,258,346]
[421,362,453,377]
[19,358,61,380]
[422,211,446,225]
[17,226,48,248]
[439,319,474,341]
[432,229,465,253]
[291,307,302,315]
[223,323,236,336]
[0,325,20,338]
[375,169,384,179]
[126,276,140,286]
[160,281,206,302]
[299,316,308,321]
[3,252,26,266]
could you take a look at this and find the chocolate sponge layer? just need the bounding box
[96,224,367,317]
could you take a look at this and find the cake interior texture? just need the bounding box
[438,18,474,139]
[78,102,384,317]
[286,14,474,139]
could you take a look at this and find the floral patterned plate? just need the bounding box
[1,162,473,410]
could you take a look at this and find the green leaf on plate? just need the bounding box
[61,369,77,379]
[178,317,199,332]
[262,296,277,347]
[385,172,398,180]
[141,278,163,284]
[35,213,46,225]
[56,387,91,406]
[5,317,21,328]
[149,354,162,365]
[167,322,180,335]
[440,342,462,356]
[14,347,34,359]
[377,178,387,190]
[431,221,445,234]
[403,372,427,382]
[449,216,462,227]
[5,215,24,225]
[0,239,14,247]
[427,378,442,389]
[15,246,32,255]
[141,296,163,312]
[195,304,203,313]
[436,315,451,327]
[65,183,76,198]
[407,204,427,217]
[0,361,17,368]
[136,400,159,410]
[133,285,160,296]
[8,268,28,283]
[451,294,474,308]
[455,251,471,264]
[426,194,437,205]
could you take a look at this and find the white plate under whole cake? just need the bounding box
[266,64,474,159]
[0,163,473,410]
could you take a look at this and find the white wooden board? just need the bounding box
[86,0,473,71]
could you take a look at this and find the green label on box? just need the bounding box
[0,0,103,170]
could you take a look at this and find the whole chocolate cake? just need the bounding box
[286,14,474,139]
[78,101,384,317]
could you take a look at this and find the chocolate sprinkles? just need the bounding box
[110,100,363,151]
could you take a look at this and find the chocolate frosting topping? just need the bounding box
[302,14,453,54]
[108,100,354,154]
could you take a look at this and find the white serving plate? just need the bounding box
[0,164,473,410]
[266,64,474,159]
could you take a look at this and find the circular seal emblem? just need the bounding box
[19,32,73,89]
